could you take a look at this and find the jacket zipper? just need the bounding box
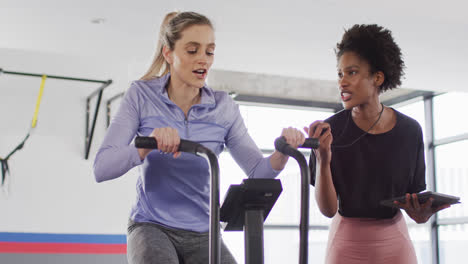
[184,107,193,139]
[184,116,189,138]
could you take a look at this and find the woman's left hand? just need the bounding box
[270,127,306,170]
[394,193,451,224]
[281,127,306,149]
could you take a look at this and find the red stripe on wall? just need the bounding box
[0,242,126,254]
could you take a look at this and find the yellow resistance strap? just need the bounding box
[31,75,47,128]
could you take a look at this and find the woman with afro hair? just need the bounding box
[305,24,451,263]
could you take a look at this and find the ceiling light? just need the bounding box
[91,18,106,24]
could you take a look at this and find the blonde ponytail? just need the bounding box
[140,12,179,80]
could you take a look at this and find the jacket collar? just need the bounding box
[157,73,216,107]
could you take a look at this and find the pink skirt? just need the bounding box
[325,211,417,264]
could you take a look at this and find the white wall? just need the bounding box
[0,48,140,235]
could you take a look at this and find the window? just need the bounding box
[433,92,468,264]
[433,92,468,140]
[439,224,468,264]
[435,140,468,220]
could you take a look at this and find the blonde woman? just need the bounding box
[94,11,305,264]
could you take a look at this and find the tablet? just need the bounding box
[380,191,460,209]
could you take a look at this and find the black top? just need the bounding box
[310,109,426,219]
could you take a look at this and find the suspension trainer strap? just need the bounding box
[1,75,46,186]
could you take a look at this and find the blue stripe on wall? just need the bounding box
[0,232,126,244]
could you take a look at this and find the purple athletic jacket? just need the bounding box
[94,73,279,232]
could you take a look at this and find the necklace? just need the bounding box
[332,103,385,149]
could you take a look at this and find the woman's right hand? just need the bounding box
[137,127,181,160]
[304,121,333,164]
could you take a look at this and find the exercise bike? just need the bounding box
[135,136,318,264]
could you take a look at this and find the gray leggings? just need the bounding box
[127,221,237,264]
